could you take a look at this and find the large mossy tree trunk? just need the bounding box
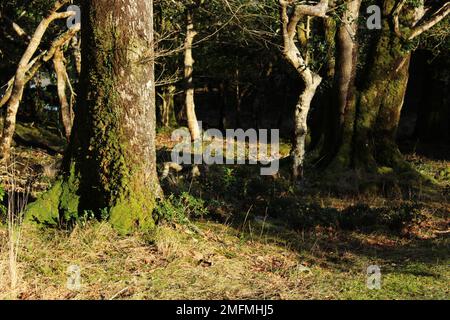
[26,0,162,234]
[327,0,413,172]
[326,0,450,173]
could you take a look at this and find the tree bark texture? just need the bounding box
[26,0,162,234]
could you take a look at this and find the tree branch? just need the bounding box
[393,1,450,40]
[279,0,328,85]
[393,0,407,38]
[408,2,450,40]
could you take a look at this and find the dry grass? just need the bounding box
[0,222,310,300]
[0,141,448,300]
[0,216,448,300]
[0,155,31,296]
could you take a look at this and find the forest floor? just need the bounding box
[0,129,449,300]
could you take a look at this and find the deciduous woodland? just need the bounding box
[0,0,449,300]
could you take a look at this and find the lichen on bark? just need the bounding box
[25,0,161,234]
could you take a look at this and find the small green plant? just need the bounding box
[79,208,109,226]
[222,167,236,189]
[0,186,6,216]
[155,192,208,224]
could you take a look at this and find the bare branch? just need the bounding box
[393,0,407,38]
[279,0,328,85]
[408,2,450,40]
[393,1,450,40]
[0,1,78,159]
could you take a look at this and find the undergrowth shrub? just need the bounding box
[269,198,423,233]
[338,203,424,231]
[155,192,209,224]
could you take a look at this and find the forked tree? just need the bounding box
[279,0,329,179]
[0,0,78,160]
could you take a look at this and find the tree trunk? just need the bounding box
[184,8,200,141]
[372,52,411,169]
[292,77,321,179]
[353,10,411,171]
[53,48,73,140]
[26,0,161,234]
[71,35,81,76]
[327,0,415,172]
[279,0,328,179]
[0,1,74,160]
[158,85,177,127]
[322,0,361,168]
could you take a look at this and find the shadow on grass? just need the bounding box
[156,152,449,278]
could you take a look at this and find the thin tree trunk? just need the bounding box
[279,0,328,179]
[184,8,200,141]
[235,68,241,128]
[292,79,321,178]
[335,0,361,128]
[158,85,176,127]
[0,1,75,160]
[26,0,161,233]
[71,35,81,76]
[325,0,361,168]
[53,47,73,140]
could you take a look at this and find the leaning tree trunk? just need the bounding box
[184,8,201,141]
[26,0,162,234]
[292,77,322,178]
[0,1,74,160]
[53,47,73,140]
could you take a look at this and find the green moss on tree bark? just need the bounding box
[326,0,415,176]
[25,0,161,234]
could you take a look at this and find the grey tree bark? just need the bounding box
[184,8,201,141]
[279,0,329,179]
[53,47,73,140]
[26,0,162,234]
